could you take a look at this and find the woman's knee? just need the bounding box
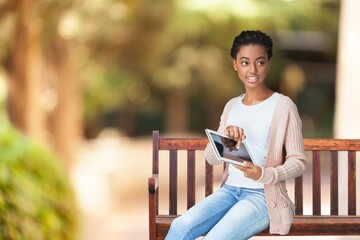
[170,216,190,233]
[166,216,193,239]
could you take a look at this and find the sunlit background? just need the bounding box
[0,0,360,239]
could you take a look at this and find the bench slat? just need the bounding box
[330,150,339,215]
[169,150,177,215]
[348,150,357,215]
[312,150,321,215]
[294,176,303,215]
[205,162,213,197]
[187,150,196,209]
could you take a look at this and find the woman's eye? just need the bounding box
[241,61,248,66]
[257,61,265,66]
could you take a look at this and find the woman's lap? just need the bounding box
[204,187,269,239]
[165,184,269,240]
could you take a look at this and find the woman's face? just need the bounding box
[233,44,270,89]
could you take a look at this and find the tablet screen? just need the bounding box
[207,130,252,163]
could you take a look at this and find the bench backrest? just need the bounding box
[152,130,360,216]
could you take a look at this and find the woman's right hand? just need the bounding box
[224,126,246,150]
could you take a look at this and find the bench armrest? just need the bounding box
[148,174,159,193]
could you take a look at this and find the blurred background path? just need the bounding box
[71,129,151,240]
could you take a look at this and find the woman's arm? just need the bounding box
[258,100,307,184]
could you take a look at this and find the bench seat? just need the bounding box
[154,215,360,238]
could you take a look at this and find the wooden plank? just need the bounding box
[304,139,360,151]
[152,131,160,174]
[187,150,196,209]
[152,131,160,217]
[159,138,360,151]
[348,150,357,215]
[265,215,360,236]
[312,151,321,215]
[160,138,208,150]
[169,150,177,215]
[148,177,158,240]
[330,151,339,215]
[295,176,303,215]
[205,162,213,197]
[155,215,360,237]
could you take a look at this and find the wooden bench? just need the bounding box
[148,130,360,239]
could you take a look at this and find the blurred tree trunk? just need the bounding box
[334,0,360,138]
[48,36,82,171]
[165,88,189,133]
[5,0,80,171]
[7,0,46,141]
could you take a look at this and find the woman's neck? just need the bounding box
[243,87,274,106]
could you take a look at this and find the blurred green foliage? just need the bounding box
[0,0,340,138]
[0,123,78,239]
[68,0,339,137]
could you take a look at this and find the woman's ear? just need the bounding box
[233,59,237,71]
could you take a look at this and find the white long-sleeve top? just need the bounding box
[225,92,280,188]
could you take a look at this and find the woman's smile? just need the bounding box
[247,76,258,83]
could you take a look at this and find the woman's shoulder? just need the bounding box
[277,94,296,106]
[225,94,244,106]
[276,94,300,116]
[221,95,243,118]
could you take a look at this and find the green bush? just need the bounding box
[0,125,78,240]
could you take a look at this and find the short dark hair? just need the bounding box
[230,30,273,60]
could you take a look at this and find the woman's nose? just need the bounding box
[249,63,257,73]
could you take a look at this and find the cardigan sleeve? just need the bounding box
[277,101,307,181]
[258,98,307,184]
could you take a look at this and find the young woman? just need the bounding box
[165,30,307,240]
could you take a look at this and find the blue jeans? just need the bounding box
[165,184,269,240]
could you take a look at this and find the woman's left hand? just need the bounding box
[235,161,262,180]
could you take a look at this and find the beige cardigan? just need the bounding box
[205,94,307,235]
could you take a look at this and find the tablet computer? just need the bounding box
[205,129,257,167]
